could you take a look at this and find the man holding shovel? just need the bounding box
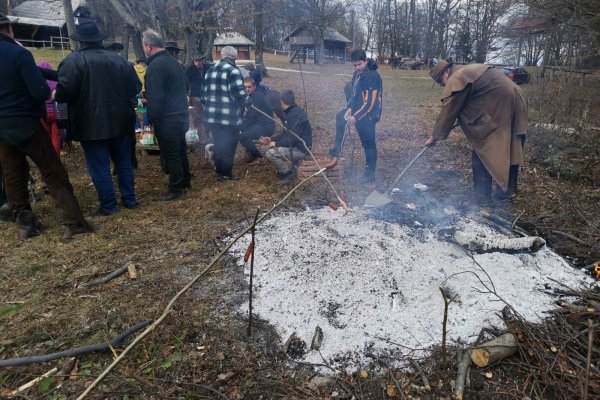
[328,49,383,184]
[424,58,527,205]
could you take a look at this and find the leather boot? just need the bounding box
[16,210,45,239]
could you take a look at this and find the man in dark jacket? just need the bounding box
[56,22,140,216]
[258,90,312,185]
[329,49,382,183]
[239,76,275,163]
[143,29,191,200]
[185,54,209,142]
[0,13,94,239]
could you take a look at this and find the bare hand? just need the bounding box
[258,136,271,146]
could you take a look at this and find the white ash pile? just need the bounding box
[229,206,593,370]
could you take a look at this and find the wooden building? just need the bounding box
[7,0,81,48]
[213,31,255,61]
[283,27,352,64]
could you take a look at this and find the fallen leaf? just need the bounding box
[485,372,493,379]
[386,384,397,397]
[215,351,225,361]
[359,370,368,378]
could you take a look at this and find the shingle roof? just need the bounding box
[213,32,254,46]
[9,0,81,27]
[284,27,352,45]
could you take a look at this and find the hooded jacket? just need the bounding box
[349,59,382,123]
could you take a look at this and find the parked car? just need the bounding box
[499,66,530,84]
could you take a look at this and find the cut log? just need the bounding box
[470,333,518,367]
[453,230,545,253]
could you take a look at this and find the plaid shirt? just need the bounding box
[202,59,247,126]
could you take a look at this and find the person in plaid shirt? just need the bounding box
[202,46,249,181]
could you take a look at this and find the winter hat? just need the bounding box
[71,21,109,43]
[429,58,452,82]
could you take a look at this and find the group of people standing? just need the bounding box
[0,8,528,241]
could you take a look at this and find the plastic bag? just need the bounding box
[185,129,199,145]
[140,132,156,146]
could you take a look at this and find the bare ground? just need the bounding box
[1,55,599,399]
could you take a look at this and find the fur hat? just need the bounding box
[71,22,109,43]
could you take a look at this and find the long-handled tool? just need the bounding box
[364,146,429,208]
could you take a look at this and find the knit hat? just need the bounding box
[0,12,11,26]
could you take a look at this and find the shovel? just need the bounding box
[364,146,429,207]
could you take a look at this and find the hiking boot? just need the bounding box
[0,202,12,222]
[17,211,46,239]
[160,191,185,201]
[91,208,118,217]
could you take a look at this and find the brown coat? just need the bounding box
[432,64,527,191]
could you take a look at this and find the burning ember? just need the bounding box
[230,205,594,370]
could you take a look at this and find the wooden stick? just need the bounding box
[9,367,58,396]
[247,207,260,337]
[583,319,594,400]
[410,359,431,391]
[77,265,129,289]
[454,350,472,400]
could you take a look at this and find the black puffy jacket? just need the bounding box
[55,44,140,141]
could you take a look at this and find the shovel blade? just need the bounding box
[364,190,392,208]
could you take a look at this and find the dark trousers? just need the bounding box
[329,109,348,157]
[472,152,520,203]
[356,118,378,176]
[209,123,239,178]
[330,111,378,175]
[239,124,271,159]
[154,120,191,194]
[81,135,136,213]
[0,126,87,227]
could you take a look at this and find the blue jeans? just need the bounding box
[81,135,136,213]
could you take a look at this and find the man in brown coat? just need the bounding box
[424,59,527,205]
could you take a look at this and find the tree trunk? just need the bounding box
[254,0,264,65]
[131,28,144,61]
[122,24,130,61]
[61,0,78,51]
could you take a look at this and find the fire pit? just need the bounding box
[230,203,593,370]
